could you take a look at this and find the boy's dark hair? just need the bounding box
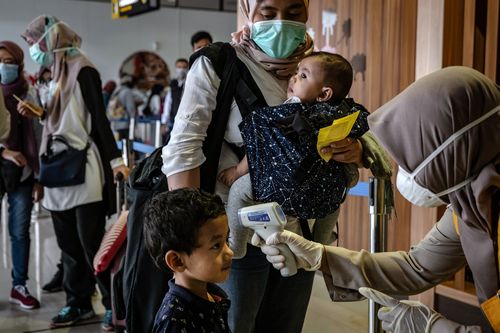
[175,58,189,66]
[190,30,213,47]
[305,51,353,102]
[143,188,226,270]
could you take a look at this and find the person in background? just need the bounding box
[102,80,116,109]
[190,30,213,52]
[255,66,500,333]
[0,89,10,142]
[35,66,51,108]
[20,15,129,330]
[109,75,139,140]
[144,189,233,333]
[140,82,164,117]
[161,58,188,143]
[0,40,43,310]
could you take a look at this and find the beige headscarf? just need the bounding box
[369,66,500,303]
[22,15,95,136]
[232,0,313,80]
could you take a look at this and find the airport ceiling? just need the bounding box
[74,0,237,12]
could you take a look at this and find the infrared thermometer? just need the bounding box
[238,202,298,277]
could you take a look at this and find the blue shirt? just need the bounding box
[152,279,231,333]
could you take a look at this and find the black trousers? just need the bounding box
[51,201,111,310]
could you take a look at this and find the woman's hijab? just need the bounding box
[22,15,95,135]
[0,41,38,172]
[369,66,500,303]
[233,0,313,80]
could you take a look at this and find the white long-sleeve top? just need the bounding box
[42,81,118,211]
[162,47,287,201]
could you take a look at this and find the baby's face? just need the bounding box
[287,56,325,103]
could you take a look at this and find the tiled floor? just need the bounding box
[0,206,368,333]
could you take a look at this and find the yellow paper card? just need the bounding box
[317,111,360,162]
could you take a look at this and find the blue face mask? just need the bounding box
[251,20,306,59]
[29,43,54,67]
[0,63,19,85]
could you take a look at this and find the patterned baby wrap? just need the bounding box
[239,98,369,219]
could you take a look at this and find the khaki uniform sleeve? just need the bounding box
[322,207,467,301]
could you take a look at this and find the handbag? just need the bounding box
[39,135,90,188]
[0,158,23,193]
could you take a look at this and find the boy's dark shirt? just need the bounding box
[152,279,231,333]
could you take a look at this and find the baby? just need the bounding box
[218,52,369,258]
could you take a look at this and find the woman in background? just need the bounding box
[19,15,129,330]
[0,40,42,310]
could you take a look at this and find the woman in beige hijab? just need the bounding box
[162,1,364,333]
[257,66,500,332]
[19,15,129,330]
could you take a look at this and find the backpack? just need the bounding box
[106,89,127,120]
[121,42,266,333]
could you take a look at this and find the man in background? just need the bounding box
[191,30,212,52]
[161,58,188,143]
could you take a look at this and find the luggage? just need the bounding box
[94,173,129,332]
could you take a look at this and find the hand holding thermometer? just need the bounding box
[238,202,298,277]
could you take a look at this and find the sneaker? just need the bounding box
[42,268,63,293]
[101,309,115,332]
[50,306,95,328]
[9,285,40,309]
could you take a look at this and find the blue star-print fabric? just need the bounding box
[239,98,369,219]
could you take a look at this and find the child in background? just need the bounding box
[218,52,369,258]
[144,188,233,333]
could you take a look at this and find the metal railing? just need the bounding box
[368,177,393,333]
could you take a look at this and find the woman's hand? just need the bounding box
[1,148,27,167]
[321,137,363,166]
[32,182,44,202]
[113,165,130,181]
[16,100,44,118]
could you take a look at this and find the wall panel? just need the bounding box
[308,0,417,252]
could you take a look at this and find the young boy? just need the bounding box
[144,188,234,333]
[218,52,369,258]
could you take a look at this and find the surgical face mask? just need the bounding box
[175,67,188,80]
[28,22,77,67]
[396,105,500,207]
[29,43,54,67]
[0,63,19,84]
[251,20,306,59]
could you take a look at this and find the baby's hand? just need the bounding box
[217,166,240,187]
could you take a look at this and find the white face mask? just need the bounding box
[396,105,500,207]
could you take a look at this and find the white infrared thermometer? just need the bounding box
[238,202,298,277]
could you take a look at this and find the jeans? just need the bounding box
[51,201,111,310]
[7,181,34,287]
[220,244,315,333]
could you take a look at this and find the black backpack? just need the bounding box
[120,42,266,333]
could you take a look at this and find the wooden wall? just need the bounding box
[307,0,417,252]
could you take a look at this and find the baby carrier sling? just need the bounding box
[240,100,370,220]
[121,42,267,333]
